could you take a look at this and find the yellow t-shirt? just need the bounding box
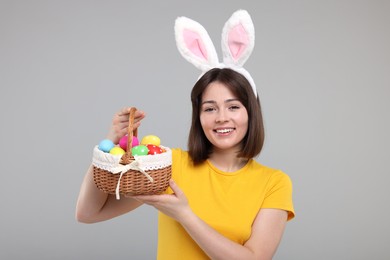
[157,148,295,259]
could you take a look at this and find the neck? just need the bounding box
[208,150,249,172]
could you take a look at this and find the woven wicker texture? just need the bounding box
[93,107,172,196]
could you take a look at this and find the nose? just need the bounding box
[215,109,229,123]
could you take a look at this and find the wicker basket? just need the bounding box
[92,107,172,198]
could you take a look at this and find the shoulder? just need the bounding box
[250,161,291,181]
[171,148,190,162]
[249,161,293,194]
[253,162,295,220]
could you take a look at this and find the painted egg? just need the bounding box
[119,135,140,151]
[131,145,149,156]
[98,139,115,153]
[146,144,163,155]
[109,146,125,155]
[141,135,161,146]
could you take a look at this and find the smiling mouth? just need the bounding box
[214,128,235,134]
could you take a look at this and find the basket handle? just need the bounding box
[120,107,138,165]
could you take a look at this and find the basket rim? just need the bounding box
[92,145,172,173]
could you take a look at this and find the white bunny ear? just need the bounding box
[175,16,219,72]
[221,10,255,67]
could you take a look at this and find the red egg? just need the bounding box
[146,144,163,155]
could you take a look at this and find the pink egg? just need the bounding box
[132,136,139,147]
[119,135,128,150]
[119,135,140,151]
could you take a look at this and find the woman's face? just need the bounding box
[199,81,248,153]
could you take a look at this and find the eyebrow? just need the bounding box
[201,98,240,105]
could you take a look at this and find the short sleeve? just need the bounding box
[261,171,295,221]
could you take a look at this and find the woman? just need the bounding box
[76,68,295,259]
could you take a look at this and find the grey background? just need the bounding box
[1,0,389,259]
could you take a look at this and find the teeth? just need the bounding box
[216,129,233,133]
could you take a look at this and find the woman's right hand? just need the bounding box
[106,107,146,144]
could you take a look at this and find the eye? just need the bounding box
[203,107,216,112]
[229,105,241,110]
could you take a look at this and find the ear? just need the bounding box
[175,16,219,72]
[221,10,255,67]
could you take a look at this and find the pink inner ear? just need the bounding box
[228,23,249,61]
[183,29,208,60]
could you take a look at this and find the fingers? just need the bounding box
[116,107,131,123]
[169,179,178,190]
[106,107,146,144]
[134,195,157,201]
[169,179,184,198]
[134,110,146,122]
[117,107,145,117]
[113,107,146,127]
[118,107,131,116]
[133,194,164,205]
[136,181,182,200]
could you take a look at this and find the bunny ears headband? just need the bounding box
[175,10,257,96]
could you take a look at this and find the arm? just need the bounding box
[135,180,288,260]
[75,107,146,223]
[180,208,287,260]
[75,165,143,223]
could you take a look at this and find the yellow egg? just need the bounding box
[109,146,125,155]
[141,135,161,146]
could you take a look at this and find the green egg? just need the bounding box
[131,145,149,156]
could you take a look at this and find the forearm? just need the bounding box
[75,165,109,223]
[135,181,285,259]
[76,165,143,223]
[179,211,258,260]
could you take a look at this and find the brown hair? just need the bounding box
[188,68,265,164]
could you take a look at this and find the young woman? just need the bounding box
[76,68,295,259]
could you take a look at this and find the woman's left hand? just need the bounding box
[133,180,192,222]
